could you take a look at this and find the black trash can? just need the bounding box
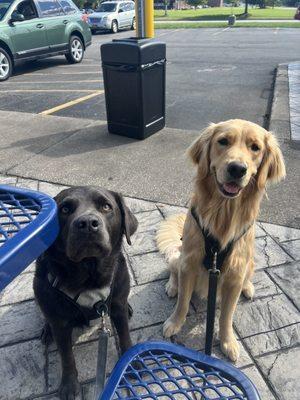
[101,38,166,140]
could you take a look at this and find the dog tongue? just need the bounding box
[223,182,240,194]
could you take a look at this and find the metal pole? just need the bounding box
[135,0,145,38]
[135,0,154,39]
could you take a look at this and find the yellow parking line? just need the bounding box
[0,89,100,93]
[39,90,104,115]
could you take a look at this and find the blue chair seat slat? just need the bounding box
[100,341,260,400]
[0,184,59,291]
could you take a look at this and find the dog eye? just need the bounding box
[218,138,229,146]
[251,143,260,152]
[102,203,112,212]
[61,206,70,215]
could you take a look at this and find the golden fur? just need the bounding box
[156,119,285,361]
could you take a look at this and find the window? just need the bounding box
[59,0,77,14]
[0,0,14,21]
[96,3,117,12]
[37,0,64,16]
[16,0,38,20]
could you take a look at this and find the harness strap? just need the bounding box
[190,206,253,356]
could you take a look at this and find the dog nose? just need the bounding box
[227,162,247,179]
[75,215,100,232]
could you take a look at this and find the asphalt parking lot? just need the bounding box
[0,28,299,131]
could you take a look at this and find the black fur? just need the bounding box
[33,186,138,400]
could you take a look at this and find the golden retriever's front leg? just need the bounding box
[219,278,243,362]
[163,265,197,338]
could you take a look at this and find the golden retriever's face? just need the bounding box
[210,123,265,198]
[189,119,286,199]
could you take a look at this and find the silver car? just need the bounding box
[88,1,135,34]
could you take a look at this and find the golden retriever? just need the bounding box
[156,119,286,362]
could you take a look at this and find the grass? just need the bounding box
[154,7,296,21]
[155,21,300,28]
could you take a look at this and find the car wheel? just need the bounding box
[91,29,97,34]
[0,47,12,82]
[65,35,84,64]
[131,17,136,30]
[111,20,118,33]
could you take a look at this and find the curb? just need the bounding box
[268,63,291,143]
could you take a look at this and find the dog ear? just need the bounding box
[188,123,216,180]
[114,193,138,245]
[257,132,286,190]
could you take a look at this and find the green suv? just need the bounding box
[0,0,92,81]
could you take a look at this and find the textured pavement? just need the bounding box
[0,176,299,400]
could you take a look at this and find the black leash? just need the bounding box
[93,266,118,400]
[205,251,220,355]
[190,206,252,356]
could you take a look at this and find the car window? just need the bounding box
[0,0,14,20]
[96,3,117,12]
[59,0,77,14]
[37,0,64,16]
[127,3,134,11]
[16,0,38,20]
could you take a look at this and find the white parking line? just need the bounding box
[27,71,101,75]
[0,89,100,93]
[212,27,230,36]
[3,80,102,84]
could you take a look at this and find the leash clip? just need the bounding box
[208,251,220,275]
[100,311,111,334]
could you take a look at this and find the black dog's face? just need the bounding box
[54,186,137,263]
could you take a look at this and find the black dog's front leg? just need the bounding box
[50,321,80,400]
[110,302,132,354]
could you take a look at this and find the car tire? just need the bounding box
[0,47,12,82]
[91,29,97,34]
[131,17,136,30]
[111,20,118,33]
[65,35,84,64]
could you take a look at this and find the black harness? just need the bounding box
[47,264,117,399]
[190,206,253,355]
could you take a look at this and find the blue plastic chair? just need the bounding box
[100,341,260,399]
[0,184,59,291]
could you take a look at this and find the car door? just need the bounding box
[117,2,127,28]
[8,0,49,59]
[123,2,132,26]
[35,0,68,52]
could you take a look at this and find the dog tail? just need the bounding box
[156,214,186,265]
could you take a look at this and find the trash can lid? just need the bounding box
[101,38,166,66]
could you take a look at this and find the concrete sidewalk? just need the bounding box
[0,176,299,400]
[0,106,298,228]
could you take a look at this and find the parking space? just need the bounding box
[0,28,299,130]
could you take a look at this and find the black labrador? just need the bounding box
[33,186,138,400]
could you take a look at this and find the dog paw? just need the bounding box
[220,337,240,362]
[163,317,183,338]
[59,378,80,400]
[165,280,178,298]
[242,281,255,300]
[40,323,53,346]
